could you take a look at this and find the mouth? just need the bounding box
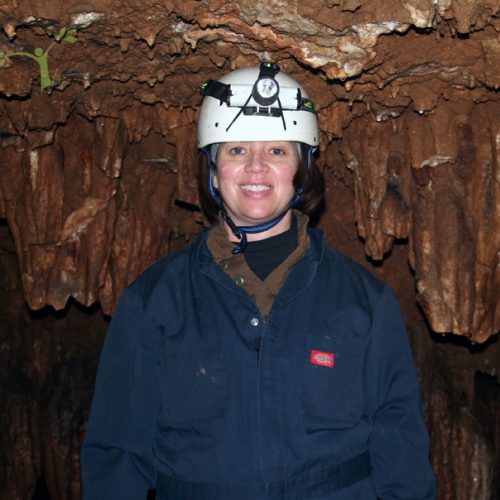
[240,184,271,193]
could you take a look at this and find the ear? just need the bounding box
[212,169,219,189]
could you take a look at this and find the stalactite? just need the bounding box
[0,1,499,498]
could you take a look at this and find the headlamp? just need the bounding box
[252,76,280,106]
[200,61,317,134]
[201,62,317,114]
[228,84,298,110]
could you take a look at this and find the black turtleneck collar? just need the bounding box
[243,215,298,280]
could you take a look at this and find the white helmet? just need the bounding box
[198,62,319,149]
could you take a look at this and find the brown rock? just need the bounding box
[0,2,499,499]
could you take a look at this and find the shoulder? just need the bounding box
[307,227,388,311]
[110,232,209,328]
[126,230,208,300]
[306,229,405,344]
[308,228,385,289]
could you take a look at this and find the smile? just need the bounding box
[240,184,271,192]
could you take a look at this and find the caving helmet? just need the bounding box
[198,62,319,252]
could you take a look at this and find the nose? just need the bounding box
[244,149,268,173]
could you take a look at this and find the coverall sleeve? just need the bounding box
[367,287,436,500]
[80,287,162,500]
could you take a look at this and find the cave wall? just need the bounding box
[0,1,499,499]
[0,0,498,342]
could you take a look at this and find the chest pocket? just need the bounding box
[157,337,227,425]
[302,328,365,427]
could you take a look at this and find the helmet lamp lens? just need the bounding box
[252,77,280,106]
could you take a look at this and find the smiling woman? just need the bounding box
[81,62,436,500]
[198,139,325,236]
[213,141,299,237]
[197,62,321,253]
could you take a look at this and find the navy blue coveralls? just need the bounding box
[81,228,436,499]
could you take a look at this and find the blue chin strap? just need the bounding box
[203,146,314,254]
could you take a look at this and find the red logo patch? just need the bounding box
[310,350,335,368]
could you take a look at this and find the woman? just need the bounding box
[81,62,436,499]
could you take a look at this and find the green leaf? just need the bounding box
[0,57,5,68]
[64,35,78,43]
[56,27,68,41]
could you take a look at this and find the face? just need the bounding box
[214,141,299,236]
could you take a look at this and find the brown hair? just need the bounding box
[197,144,324,224]
[293,144,325,218]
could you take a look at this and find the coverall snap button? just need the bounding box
[219,260,228,270]
[235,276,245,287]
[250,317,259,327]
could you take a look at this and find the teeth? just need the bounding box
[241,184,271,192]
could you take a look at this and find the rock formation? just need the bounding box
[0,1,498,499]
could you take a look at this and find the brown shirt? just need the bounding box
[206,210,310,318]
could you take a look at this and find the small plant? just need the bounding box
[0,27,78,91]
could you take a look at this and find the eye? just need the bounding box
[230,146,246,155]
[270,146,286,156]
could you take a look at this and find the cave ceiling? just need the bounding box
[0,0,499,342]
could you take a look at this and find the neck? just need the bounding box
[223,210,293,243]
